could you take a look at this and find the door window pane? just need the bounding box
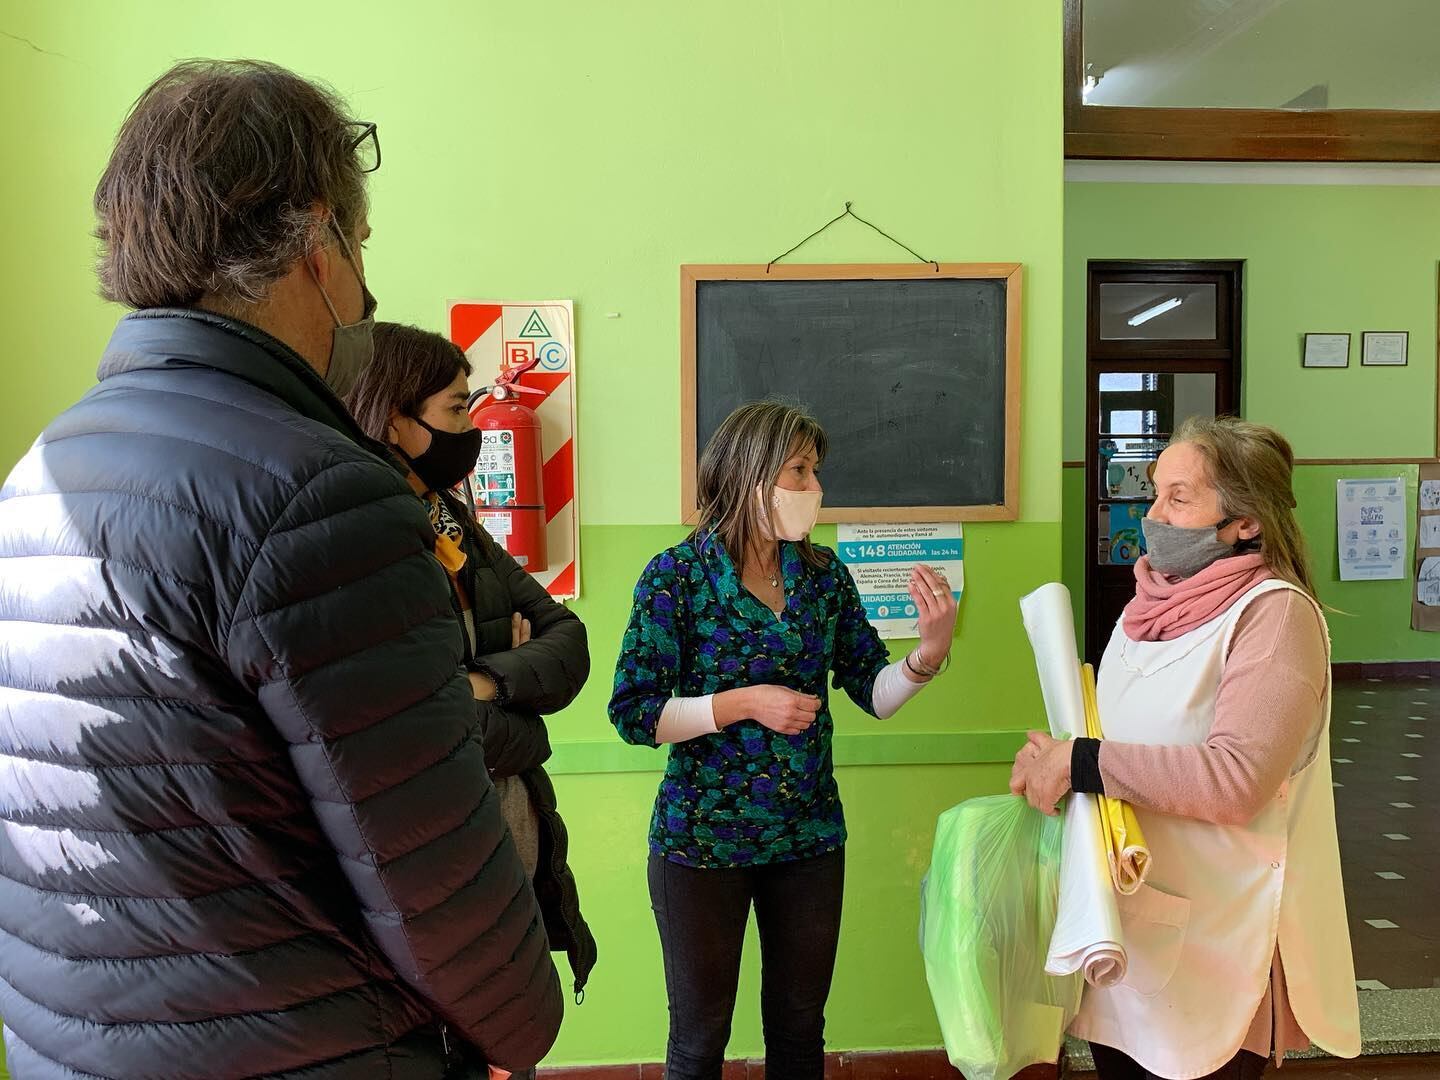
[1098,283,1218,341]
[1095,371,1218,565]
[1098,371,1217,437]
[1099,372,1144,391]
[1107,409,1148,435]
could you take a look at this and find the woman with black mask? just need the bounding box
[347,323,597,1062]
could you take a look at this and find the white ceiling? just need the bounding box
[1084,0,1440,110]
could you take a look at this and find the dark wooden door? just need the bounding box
[1084,261,1243,664]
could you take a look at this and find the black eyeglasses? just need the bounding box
[349,121,380,174]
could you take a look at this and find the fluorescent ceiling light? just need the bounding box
[1127,297,1182,326]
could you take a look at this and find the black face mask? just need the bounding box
[402,418,483,493]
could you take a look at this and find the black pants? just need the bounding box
[1091,1042,1268,1080]
[648,847,845,1080]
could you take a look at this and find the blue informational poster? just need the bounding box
[836,523,964,639]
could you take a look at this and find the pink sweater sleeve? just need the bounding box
[1097,590,1328,827]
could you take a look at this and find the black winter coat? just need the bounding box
[442,492,597,998]
[0,311,561,1078]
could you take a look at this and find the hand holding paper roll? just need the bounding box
[1009,731,1073,816]
[1010,655,1153,884]
[1018,583,1127,988]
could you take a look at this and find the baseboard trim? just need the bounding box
[1332,660,1440,680]
[1071,1053,1440,1077]
[537,1050,1059,1078]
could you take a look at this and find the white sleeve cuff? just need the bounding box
[870,659,927,720]
[655,694,718,744]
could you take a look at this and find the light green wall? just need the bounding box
[0,2,1063,1067]
[1064,183,1438,464]
[0,1,1064,526]
[1063,182,1440,663]
[1294,464,1432,663]
[1061,467,1088,646]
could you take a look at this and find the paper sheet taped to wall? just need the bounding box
[1415,464,1440,631]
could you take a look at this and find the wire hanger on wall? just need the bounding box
[766,201,938,273]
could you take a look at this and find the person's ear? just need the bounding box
[303,206,338,290]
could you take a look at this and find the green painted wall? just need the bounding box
[1294,463,1431,663]
[1061,466,1088,646]
[0,1,1063,1067]
[1063,183,1439,464]
[1063,182,1440,663]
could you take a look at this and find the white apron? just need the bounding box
[1068,579,1361,1078]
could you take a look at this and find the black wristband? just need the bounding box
[1070,737,1105,795]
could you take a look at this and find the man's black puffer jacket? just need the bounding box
[0,310,561,1079]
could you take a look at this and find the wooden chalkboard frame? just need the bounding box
[680,262,1023,524]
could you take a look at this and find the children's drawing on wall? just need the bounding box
[1423,479,1440,512]
[1422,516,1440,550]
[1100,439,1157,500]
[1418,558,1440,605]
[1415,464,1440,630]
[1105,502,1150,565]
[1098,440,1156,566]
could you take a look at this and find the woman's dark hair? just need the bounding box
[348,322,484,540]
[345,322,473,443]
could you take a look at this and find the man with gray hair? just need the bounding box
[0,60,560,1079]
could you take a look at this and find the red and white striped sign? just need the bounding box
[448,300,580,599]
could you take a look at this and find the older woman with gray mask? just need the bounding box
[609,400,958,1080]
[1011,416,1359,1080]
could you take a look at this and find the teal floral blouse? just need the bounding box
[609,531,891,868]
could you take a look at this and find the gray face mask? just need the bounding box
[1141,515,1239,578]
[311,223,376,398]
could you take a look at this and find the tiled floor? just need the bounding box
[1332,676,1440,992]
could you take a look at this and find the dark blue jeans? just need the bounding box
[648,847,845,1080]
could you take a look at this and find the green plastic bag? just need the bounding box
[920,794,1082,1080]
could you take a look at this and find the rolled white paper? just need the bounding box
[1019,582,1127,988]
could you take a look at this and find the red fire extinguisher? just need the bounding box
[466,354,549,572]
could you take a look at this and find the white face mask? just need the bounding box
[759,485,823,541]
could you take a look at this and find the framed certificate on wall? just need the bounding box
[1302,333,1350,368]
[1362,331,1408,366]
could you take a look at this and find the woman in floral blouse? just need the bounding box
[609,401,957,1080]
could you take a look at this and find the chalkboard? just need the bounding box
[681,263,1022,523]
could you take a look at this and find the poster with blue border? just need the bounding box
[836,523,964,640]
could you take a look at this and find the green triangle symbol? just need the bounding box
[518,310,551,338]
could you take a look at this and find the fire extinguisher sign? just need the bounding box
[448,299,581,600]
[474,430,518,508]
